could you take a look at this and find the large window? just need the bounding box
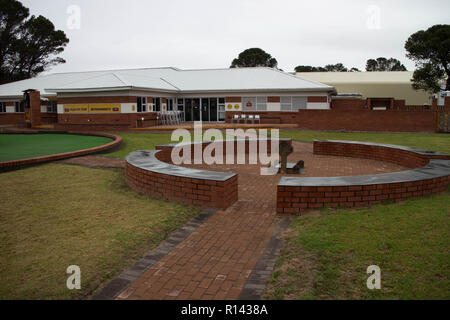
[218,98,225,121]
[0,102,6,113]
[15,101,24,113]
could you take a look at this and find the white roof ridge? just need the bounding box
[159,77,181,91]
[111,73,131,86]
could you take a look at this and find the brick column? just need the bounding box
[29,91,41,127]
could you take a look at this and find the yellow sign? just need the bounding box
[234,104,240,110]
[64,104,121,114]
[64,104,89,113]
[89,104,121,113]
[227,104,233,110]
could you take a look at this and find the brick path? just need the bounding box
[113,141,406,300]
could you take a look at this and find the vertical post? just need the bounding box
[29,90,41,127]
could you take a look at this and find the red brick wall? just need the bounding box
[277,141,450,214]
[297,110,436,132]
[331,98,367,110]
[277,177,450,214]
[125,163,238,209]
[313,141,431,168]
[0,113,25,125]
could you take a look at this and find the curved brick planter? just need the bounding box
[126,150,238,209]
[0,132,122,171]
[277,140,450,214]
[125,138,290,209]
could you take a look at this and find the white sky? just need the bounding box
[21,0,450,74]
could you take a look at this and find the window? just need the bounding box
[281,96,292,111]
[15,101,24,113]
[154,98,161,112]
[218,98,225,121]
[47,101,57,113]
[136,97,147,112]
[167,99,174,111]
[0,102,6,113]
[256,97,267,111]
[177,98,184,111]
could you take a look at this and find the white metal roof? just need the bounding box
[0,67,334,98]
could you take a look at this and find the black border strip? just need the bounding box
[238,217,291,300]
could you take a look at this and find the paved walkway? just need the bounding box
[108,141,406,300]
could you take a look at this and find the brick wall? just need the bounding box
[0,113,25,125]
[125,163,238,209]
[297,110,436,132]
[277,177,450,214]
[277,141,450,214]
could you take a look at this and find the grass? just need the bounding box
[103,132,236,158]
[264,190,450,300]
[0,163,200,300]
[278,130,450,154]
[0,134,113,162]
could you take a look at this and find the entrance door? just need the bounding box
[209,98,218,122]
[185,99,192,122]
[192,98,201,121]
[201,98,209,122]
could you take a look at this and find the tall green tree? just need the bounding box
[366,57,407,71]
[405,24,450,92]
[0,0,69,84]
[230,48,278,69]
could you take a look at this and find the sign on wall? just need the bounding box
[64,104,121,114]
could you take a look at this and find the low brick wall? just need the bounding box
[277,140,450,214]
[0,132,122,171]
[125,138,289,209]
[125,160,238,209]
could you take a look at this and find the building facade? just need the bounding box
[0,67,335,129]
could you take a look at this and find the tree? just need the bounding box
[0,0,69,84]
[294,65,326,72]
[405,24,450,92]
[324,63,348,72]
[230,48,278,69]
[365,57,407,71]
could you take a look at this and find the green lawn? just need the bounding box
[0,163,199,299]
[264,190,450,300]
[263,130,450,300]
[0,134,113,162]
[104,133,173,158]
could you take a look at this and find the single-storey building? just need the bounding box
[0,67,336,129]
[296,71,431,106]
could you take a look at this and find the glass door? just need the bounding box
[185,99,192,122]
[209,98,218,121]
[201,98,209,122]
[192,98,200,121]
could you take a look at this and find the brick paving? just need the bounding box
[113,141,406,300]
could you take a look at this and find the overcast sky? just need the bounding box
[21,0,450,74]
